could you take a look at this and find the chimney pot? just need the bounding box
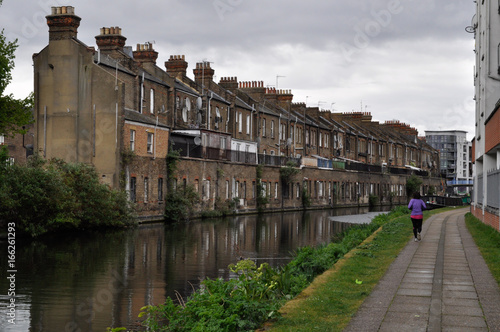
[47,6,81,41]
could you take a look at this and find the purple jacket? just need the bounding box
[408,198,426,216]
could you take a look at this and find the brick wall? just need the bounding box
[123,123,169,158]
[174,157,441,214]
[471,206,500,231]
[485,108,500,153]
[1,126,34,164]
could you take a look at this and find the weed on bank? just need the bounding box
[122,206,413,331]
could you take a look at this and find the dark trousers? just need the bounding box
[411,217,423,238]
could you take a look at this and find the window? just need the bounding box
[238,112,243,133]
[215,107,220,129]
[182,97,190,123]
[158,178,163,201]
[140,83,145,113]
[144,178,149,203]
[130,177,136,202]
[274,182,278,199]
[319,133,323,147]
[246,115,250,134]
[130,130,135,151]
[150,89,155,113]
[176,96,180,109]
[220,137,226,150]
[271,120,275,138]
[226,180,229,199]
[0,135,4,144]
[203,180,210,200]
[235,181,239,197]
[252,181,256,199]
[262,118,266,137]
[147,132,154,153]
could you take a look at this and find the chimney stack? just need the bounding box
[95,26,127,51]
[193,62,215,85]
[133,43,158,64]
[219,77,238,91]
[238,81,266,100]
[165,55,188,78]
[46,6,81,41]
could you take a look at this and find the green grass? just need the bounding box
[267,207,458,332]
[465,212,500,288]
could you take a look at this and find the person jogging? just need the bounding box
[408,192,426,242]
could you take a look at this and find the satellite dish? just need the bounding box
[194,136,202,146]
[196,97,202,110]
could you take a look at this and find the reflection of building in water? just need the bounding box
[16,209,372,331]
[21,225,168,331]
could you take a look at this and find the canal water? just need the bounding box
[0,207,385,332]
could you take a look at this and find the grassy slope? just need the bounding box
[465,212,500,288]
[265,207,459,332]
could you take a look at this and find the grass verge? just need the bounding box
[465,212,500,287]
[266,207,458,332]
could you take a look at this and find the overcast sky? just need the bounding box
[1,0,476,139]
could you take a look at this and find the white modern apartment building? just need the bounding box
[470,0,500,230]
[425,130,472,196]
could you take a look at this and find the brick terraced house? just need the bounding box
[33,6,442,220]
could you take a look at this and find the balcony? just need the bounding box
[446,180,473,186]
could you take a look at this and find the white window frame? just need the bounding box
[150,89,155,114]
[144,177,149,203]
[130,130,136,151]
[147,132,154,153]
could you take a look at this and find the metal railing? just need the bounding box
[487,170,500,209]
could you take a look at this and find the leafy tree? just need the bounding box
[406,174,423,198]
[0,156,135,237]
[0,15,33,137]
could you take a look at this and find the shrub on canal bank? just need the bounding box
[135,206,410,332]
[0,156,135,237]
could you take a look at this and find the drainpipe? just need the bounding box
[43,106,47,158]
[207,92,213,129]
[154,115,158,159]
[140,72,145,113]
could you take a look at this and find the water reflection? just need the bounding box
[0,207,376,331]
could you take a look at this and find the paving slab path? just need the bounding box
[344,208,500,332]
